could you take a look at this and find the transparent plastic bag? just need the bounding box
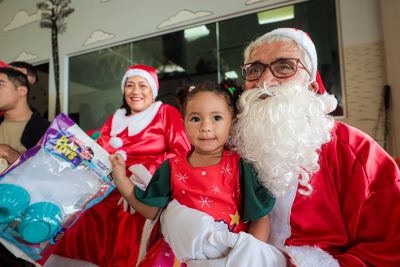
[0,113,114,262]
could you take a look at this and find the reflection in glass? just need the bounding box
[68,0,342,131]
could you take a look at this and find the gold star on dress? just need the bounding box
[229,210,240,226]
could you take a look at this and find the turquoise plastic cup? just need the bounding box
[18,202,62,243]
[0,184,30,224]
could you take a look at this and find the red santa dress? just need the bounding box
[51,102,190,267]
[136,150,275,266]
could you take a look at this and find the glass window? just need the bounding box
[219,0,342,115]
[69,0,342,131]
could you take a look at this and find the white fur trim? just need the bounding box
[116,150,127,161]
[44,254,99,267]
[264,28,317,80]
[121,69,158,98]
[317,93,338,114]
[109,136,123,149]
[285,246,339,267]
[110,101,162,137]
[269,179,297,248]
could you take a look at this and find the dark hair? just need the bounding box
[0,67,30,94]
[121,96,131,116]
[9,61,38,84]
[176,79,243,117]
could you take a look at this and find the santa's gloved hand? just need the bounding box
[187,231,287,267]
[160,200,230,262]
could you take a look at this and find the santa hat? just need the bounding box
[121,64,159,98]
[0,61,9,68]
[263,28,327,94]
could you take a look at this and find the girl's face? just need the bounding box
[184,91,233,156]
[124,75,154,115]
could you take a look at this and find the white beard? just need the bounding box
[231,83,337,197]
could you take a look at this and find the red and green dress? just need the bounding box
[136,150,275,266]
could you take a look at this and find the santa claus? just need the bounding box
[159,28,400,267]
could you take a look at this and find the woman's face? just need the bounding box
[124,75,154,115]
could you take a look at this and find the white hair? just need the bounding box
[231,83,337,197]
[243,35,312,79]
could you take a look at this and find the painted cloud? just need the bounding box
[83,30,115,46]
[158,9,213,28]
[3,10,41,32]
[245,0,268,4]
[13,52,38,61]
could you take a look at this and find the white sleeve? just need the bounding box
[128,164,152,190]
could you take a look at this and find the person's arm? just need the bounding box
[110,153,160,219]
[331,135,400,266]
[248,214,270,243]
[239,157,275,241]
[0,144,20,164]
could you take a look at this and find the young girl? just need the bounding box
[110,80,275,265]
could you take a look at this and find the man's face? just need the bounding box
[0,73,22,112]
[243,41,310,90]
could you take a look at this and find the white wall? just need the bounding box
[338,0,399,154]
[0,0,398,154]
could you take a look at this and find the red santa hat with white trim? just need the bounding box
[121,64,159,98]
[263,28,326,94]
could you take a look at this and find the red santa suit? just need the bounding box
[51,102,190,267]
[269,121,400,267]
[158,28,400,267]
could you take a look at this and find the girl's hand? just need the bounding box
[110,153,127,181]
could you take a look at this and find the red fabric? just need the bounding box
[316,71,326,94]
[86,128,101,138]
[140,150,247,266]
[137,238,185,267]
[0,60,8,68]
[52,104,190,267]
[393,156,400,169]
[171,150,247,233]
[285,121,400,266]
[125,64,159,89]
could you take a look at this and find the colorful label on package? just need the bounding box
[45,132,93,167]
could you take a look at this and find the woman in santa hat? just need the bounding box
[48,64,191,267]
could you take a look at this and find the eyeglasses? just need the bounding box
[241,58,310,81]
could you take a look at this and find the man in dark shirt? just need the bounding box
[0,67,49,165]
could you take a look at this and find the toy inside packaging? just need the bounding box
[0,113,114,264]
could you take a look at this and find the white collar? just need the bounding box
[110,101,162,137]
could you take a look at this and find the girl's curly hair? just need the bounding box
[176,79,243,116]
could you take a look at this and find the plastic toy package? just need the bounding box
[0,113,114,263]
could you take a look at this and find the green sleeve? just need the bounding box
[239,158,275,222]
[134,159,172,208]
